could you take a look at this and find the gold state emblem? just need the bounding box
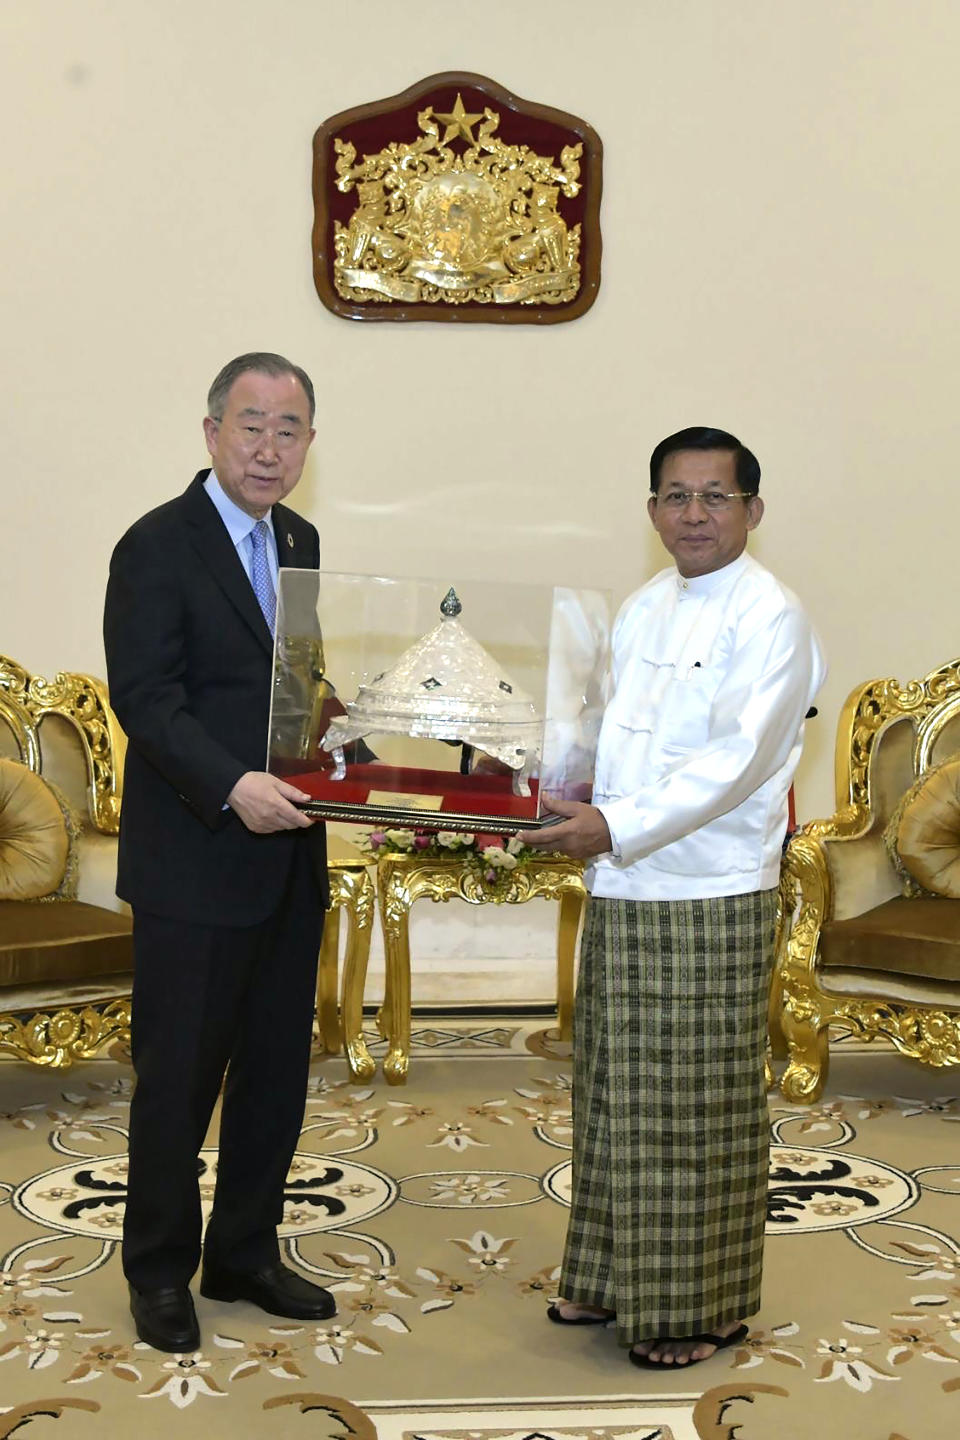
[332,95,583,307]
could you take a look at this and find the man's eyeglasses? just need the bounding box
[656,490,751,512]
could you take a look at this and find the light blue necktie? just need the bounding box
[250,520,276,635]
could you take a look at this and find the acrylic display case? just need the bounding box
[267,571,610,834]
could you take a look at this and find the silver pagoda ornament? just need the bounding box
[322,588,542,795]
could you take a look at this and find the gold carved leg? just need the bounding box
[338,868,376,1084]
[555,886,584,1042]
[780,1011,831,1103]
[767,883,789,1063]
[767,971,788,1063]
[373,853,586,1084]
[374,950,391,1042]
[774,841,832,1104]
[378,858,414,1086]
[316,908,343,1054]
[765,918,786,1092]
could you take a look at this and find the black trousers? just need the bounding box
[122,846,323,1290]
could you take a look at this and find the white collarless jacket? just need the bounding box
[589,553,826,901]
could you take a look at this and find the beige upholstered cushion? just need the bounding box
[0,898,132,990]
[820,896,960,982]
[896,758,960,899]
[0,759,69,901]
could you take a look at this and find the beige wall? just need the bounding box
[3,0,959,832]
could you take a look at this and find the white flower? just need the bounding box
[437,831,472,849]
[429,1174,510,1205]
[142,1354,226,1407]
[481,847,518,870]
[449,1229,518,1273]
[383,828,416,849]
[505,836,526,856]
[427,1122,488,1152]
[311,1324,382,1364]
[815,1336,898,1392]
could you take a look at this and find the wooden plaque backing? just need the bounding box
[312,71,603,325]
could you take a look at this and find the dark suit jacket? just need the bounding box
[104,470,328,927]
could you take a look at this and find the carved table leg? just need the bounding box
[339,868,376,1084]
[378,862,412,1086]
[372,853,585,1083]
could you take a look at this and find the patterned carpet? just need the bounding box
[1,1020,959,1440]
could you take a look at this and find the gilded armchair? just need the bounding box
[0,654,133,1065]
[773,658,960,1103]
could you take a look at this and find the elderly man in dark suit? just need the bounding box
[104,352,336,1353]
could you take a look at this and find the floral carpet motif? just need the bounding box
[0,1022,957,1439]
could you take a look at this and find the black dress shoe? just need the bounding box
[129,1284,200,1353]
[200,1259,336,1320]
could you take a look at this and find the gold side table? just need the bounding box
[317,857,376,1082]
[374,851,586,1085]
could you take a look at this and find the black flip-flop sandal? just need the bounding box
[547,1302,615,1326]
[628,1322,749,1368]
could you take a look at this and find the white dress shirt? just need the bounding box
[589,553,826,901]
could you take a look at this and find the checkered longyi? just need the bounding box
[560,888,778,1346]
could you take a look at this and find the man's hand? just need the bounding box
[227,772,316,833]
[516,795,613,861]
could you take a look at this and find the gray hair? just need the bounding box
[207,352,316,424]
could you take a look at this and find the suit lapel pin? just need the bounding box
[286,533,294,549]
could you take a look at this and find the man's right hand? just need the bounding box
[226,772,316,833]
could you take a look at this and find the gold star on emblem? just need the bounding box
[433,93,484,146]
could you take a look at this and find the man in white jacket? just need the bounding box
[521,426,825,1370]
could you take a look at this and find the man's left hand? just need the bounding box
[516,796,613,860]
[227,771,316,833]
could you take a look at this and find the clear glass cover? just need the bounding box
[267,570,609,834]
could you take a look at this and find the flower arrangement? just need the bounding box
[365,827,546,883]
